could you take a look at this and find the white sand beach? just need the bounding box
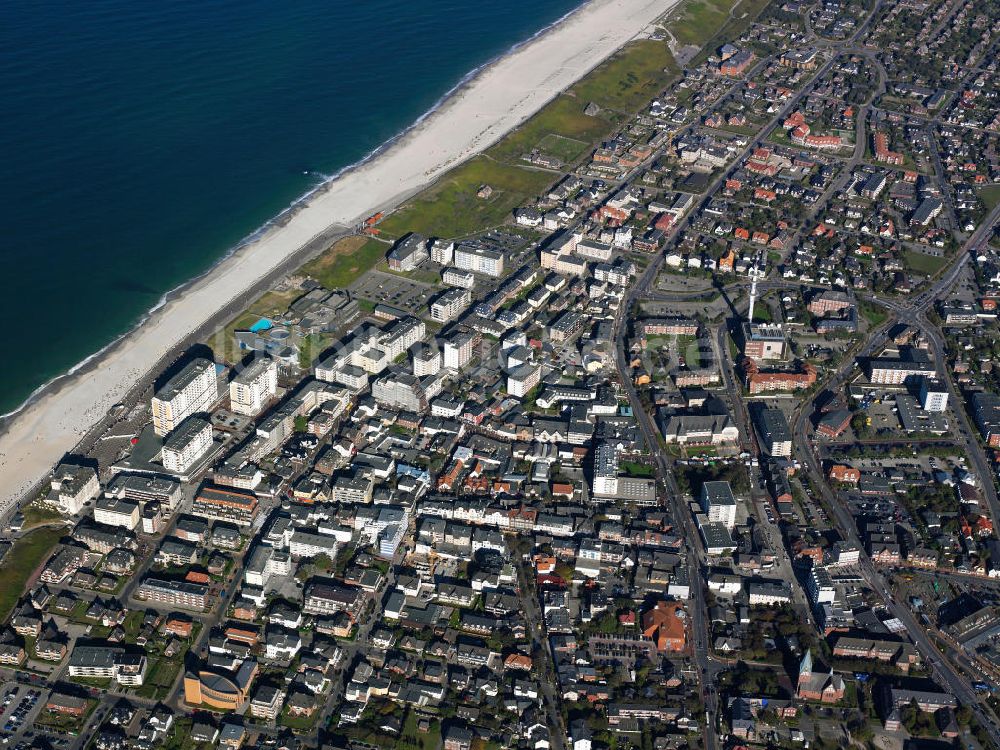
[0,0,677,508]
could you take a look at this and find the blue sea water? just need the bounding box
[0,0,583,415]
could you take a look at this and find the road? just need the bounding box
[513,553,567,750]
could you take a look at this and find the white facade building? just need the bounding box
[430,288,472,323]
[919,377,949,412]
[229,357,278,417]
[161,417,213,474]
[49,462,101,515]
[443,332,477,370]
[430,239,454,265]
[700,481,737,529]
[412,346,442,377]
[93,496,140,530]
[506,363,541,398]
[442,268,476,289]
[151,358,218,436]
[591,443,618,496]
[454,244,505,277]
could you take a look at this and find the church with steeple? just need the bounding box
[795,649,846,703]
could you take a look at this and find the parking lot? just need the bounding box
[0,683,45,747]
[351,269,437,313]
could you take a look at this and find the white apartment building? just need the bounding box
[807,567,837,606]
[382,317,425,359]
[591,443,619,496]
[49,462,100,515]
[68,647,147,687]
[288,529,338,559]
[753,407,793,458]
[575,239,613,262]
[387,233,428,272]
[443,332,477,370]
[454,243,505,277]
[161,417,213,474]
[506,363,541,398]
[700,481,737,529]
[151,358,219,436]
[332,365,369,391]
[442,268,476,289]
[919,377,949,412]
[412,346,442,377]
[866,355,934,385]
[229,357,278,417]
[331,474,374,505]
[372,372,432,412]
[93,496,140,530]
[430,239,454,265]
[315,318,426,382]
[356,505,410,558]
[747,581,792,606]
[540,248,588,276]
[244,544,291,588]
[430,288,472,323]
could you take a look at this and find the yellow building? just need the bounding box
[184,660,258,711]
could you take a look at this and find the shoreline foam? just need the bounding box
[0,0,675,509]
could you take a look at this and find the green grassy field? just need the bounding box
[535,133,591,164]
[279,705,321,731]
[682,0,774,65]
[301,235,387,290]
[375,156,556,240]
[978,184,1000,212]
[903,250,947,276]
[18,501,64,531]
[486,95,611,165]
[569,39,678,115]
[0,527,64,622]
[859,300,889,327]
[136,655,183,699]
[671,0,743,46]
[621,461,655,477]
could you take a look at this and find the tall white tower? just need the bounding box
[747,255,764,323]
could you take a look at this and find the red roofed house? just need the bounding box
[504,653,533,671]
[804,134,842,149]
[642,601,688,652]
[551,483,575,499]
[829,465,860,483]
[720,49,755,77]
[654,213,675,231]
[718,249,736,272]
[783,112,806,129]
[873,131,903,165]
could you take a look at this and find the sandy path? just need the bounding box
[0,0,676,508]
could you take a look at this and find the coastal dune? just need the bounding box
[0,0,676,507]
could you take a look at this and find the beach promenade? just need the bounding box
[0,0,677,510]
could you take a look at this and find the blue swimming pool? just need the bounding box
[249,318,273,333]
